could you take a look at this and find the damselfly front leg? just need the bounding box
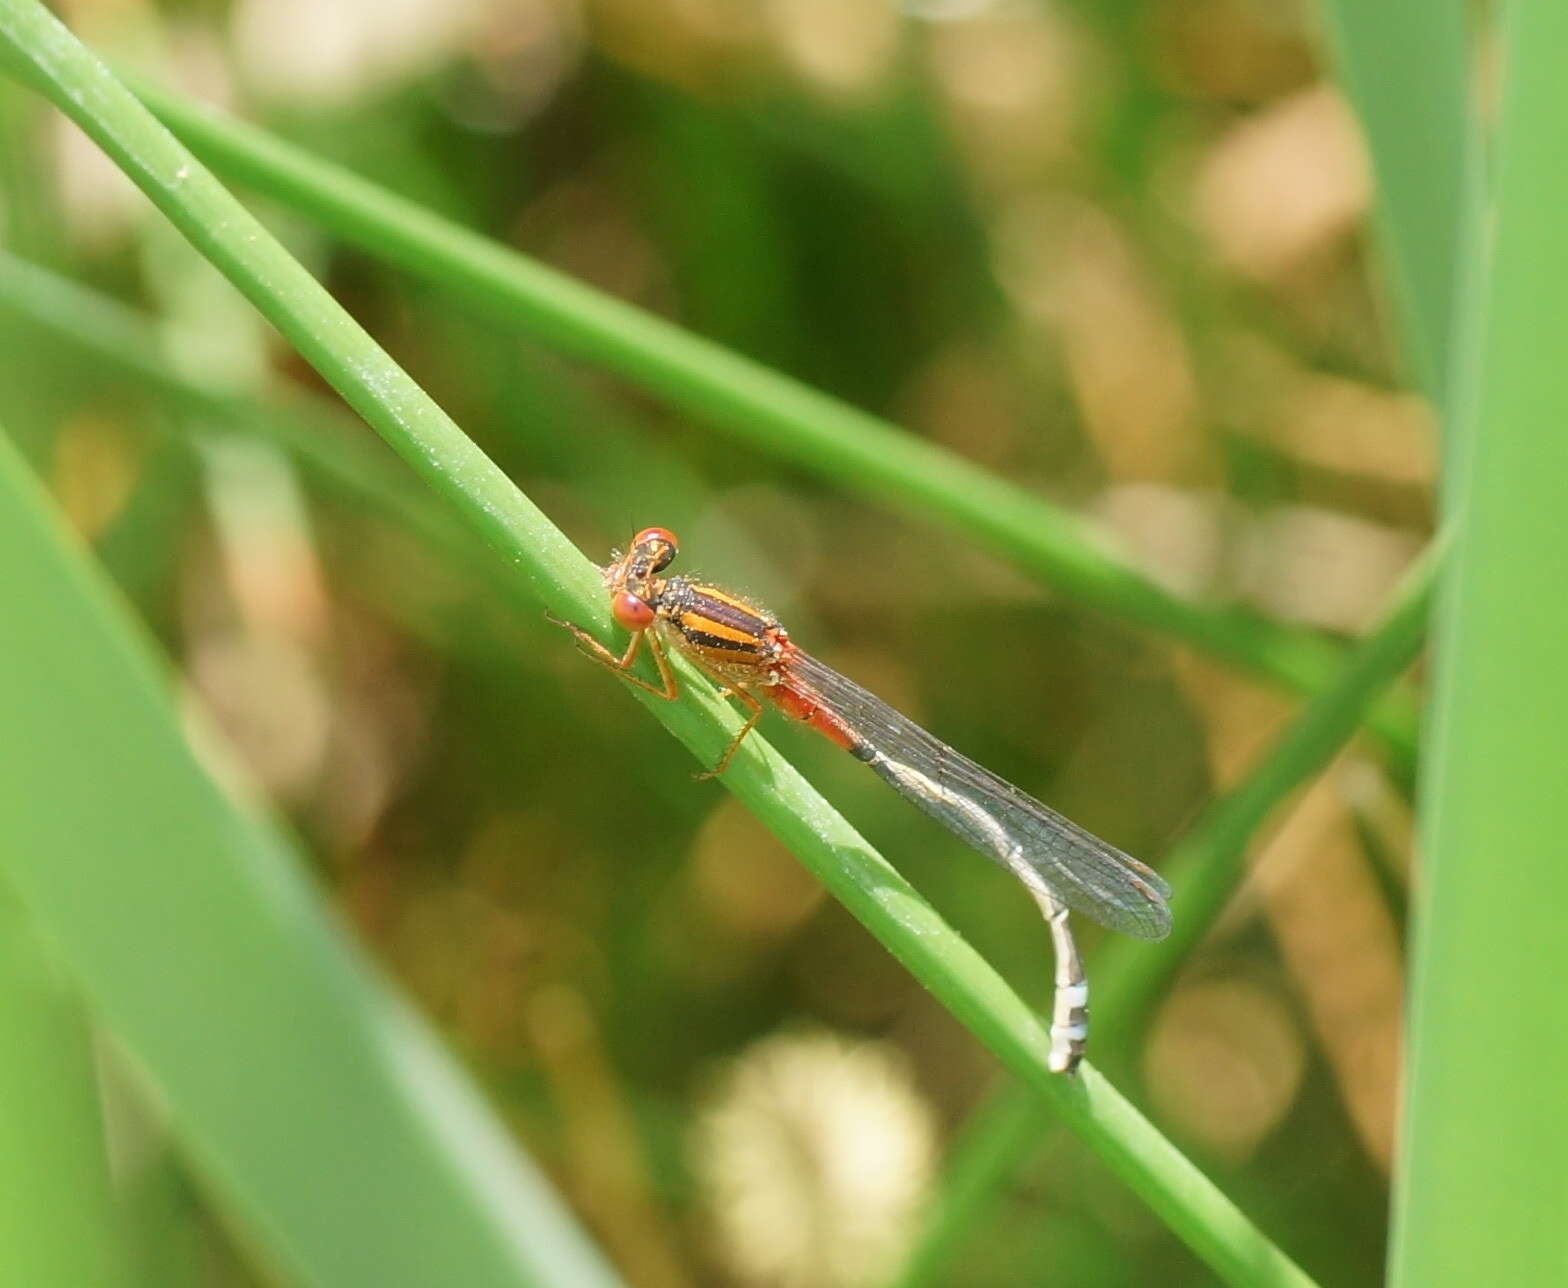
[545,611,678,701]
[547,608,768,778]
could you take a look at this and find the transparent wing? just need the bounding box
[787,652,1172,940]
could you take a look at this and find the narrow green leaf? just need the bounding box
[1316,0,1476,403]
[1390,2,1568,1280]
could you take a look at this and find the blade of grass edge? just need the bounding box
[0,6,1317,1282]
[1389,1,1568,1280]
[1315,0,1476,406]
[0,892,126,1288]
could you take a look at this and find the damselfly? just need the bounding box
[552,527,1172,1073]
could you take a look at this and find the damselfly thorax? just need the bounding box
[654,578,788,683]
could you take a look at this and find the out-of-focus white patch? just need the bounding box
[185,627,333,800]
[928,7,1094,191]
[199,437,330,639]
[183,438,334,800]
[1193,83,1371,281]
[903,0,998,22]
[1145,974,1306,1163]
[1236,506,1422,634]
[692,1028,936,1287]
[231,0,492,104]
[764,0,901,99]
[1093,483,1232,599]
[1221,334,1437,489]
[1251,770,1405,1170]
[991,197,1205,481]
[52,111,143,249]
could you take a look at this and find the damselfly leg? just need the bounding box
[546,609,765,778]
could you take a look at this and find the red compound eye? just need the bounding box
[632,526,677,548]
[612,592,656,631]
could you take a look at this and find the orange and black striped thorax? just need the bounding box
[656,577,782,674]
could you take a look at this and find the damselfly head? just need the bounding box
[603,527,679,614]
[630,527,679,572]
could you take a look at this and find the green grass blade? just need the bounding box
[0,893,125,1288]
[1389,2,1568,1280]
[119,74,1422,758]
[1316,0,1475,403]
[0,426,627,1288]
[0,7,1317,1279]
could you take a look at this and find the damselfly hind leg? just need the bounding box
[695,685,764,780]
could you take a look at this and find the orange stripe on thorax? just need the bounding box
[679,612,762,646]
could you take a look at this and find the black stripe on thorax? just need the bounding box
[679,584,773,633]
[683,628,765,654]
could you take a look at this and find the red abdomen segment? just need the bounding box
[767,682,863,754]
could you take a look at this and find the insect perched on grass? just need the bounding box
[552,527,1173,1073]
